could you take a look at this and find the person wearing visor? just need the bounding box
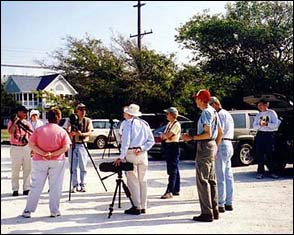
[160,107,181,199]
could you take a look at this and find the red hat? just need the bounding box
[192,89,211,103]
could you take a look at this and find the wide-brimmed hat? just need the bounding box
[125,104,142,116]
[164,107,179,116]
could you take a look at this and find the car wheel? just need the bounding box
[234,143,254,166]
[95,136,107,149]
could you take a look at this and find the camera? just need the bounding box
[69,113,80,131]
[99,161,134,173]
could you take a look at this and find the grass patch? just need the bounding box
[1,129,9,140]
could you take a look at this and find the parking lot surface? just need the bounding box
[1,145,293,234]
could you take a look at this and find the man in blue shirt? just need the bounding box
[182,89,223,222]
[114,104,155,215]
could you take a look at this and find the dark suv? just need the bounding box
[148,120,196,160]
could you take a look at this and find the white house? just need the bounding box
[4,73,78,119]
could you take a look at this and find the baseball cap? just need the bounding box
[164,107,179,116]
[209,96,220,105]
[76,103,86,110]
[192,89,211,103]
[16,105,28,113]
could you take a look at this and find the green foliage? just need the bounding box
[176,1,293,99]
[34,90,75,117]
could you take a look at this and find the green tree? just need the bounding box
[45,35,184,117]
[1,83,20,127]
[176,1,293,100]
[34,90,75,117]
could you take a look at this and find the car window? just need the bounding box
[231,113,246,128]
[249,113,257,128]
[93,121,107,129]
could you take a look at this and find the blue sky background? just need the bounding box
[1,1,230,76]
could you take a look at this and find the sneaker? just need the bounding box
[213,210,219,220]
[70,187,77,193]
[12,191,19,196]
[79,185,86,192]
[225,205,233,211]
[124,207,141,215]
[160,192,173,199]
[256,173,264,179]
[269,173,279,179]
[50,212,61,217]
[218,206,225,213]
[23,190,30,195]
[193,214,213,222]
[173,192,180,196]
[22,210,31,218]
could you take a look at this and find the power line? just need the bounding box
[1,64,54,69]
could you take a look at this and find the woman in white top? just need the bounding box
[160,107,181,199]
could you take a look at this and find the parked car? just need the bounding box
[148,110,260,165]
[139,113,191,130]
[88,119,120,149]
[148,120,196,160]
[229,110,259,166]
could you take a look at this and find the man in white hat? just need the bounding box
[114,104,155,215]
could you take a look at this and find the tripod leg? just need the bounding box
[118,179,122,208]
[81,140,108,192]
[108,179,119,218]
[122,179,135,208]
[68,139,75,201]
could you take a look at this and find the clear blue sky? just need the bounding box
[1,1,230,76]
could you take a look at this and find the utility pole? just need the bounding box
[130,1,152,80]
[130,1,153,51]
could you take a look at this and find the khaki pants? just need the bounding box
[10,145,32,192]
[195,140,218,216]
[126,150,148,210]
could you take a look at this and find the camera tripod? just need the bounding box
[105,170,135,218]
[102,119,121,159]
[68,137,107,201]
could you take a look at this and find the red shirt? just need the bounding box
[29,123,71,160]
[7,120,33,146]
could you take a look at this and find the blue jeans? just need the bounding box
[215,140,234,207]
[68,143,88,187]
[164,142,180,193]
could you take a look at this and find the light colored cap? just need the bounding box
[125,104,142,116]
[209,96,221,105]
[30,109,40,117]
[164,107,179,116]
[76,103,86,110]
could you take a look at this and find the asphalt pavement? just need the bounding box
[1,144,293,234]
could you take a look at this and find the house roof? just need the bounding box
[4,74,77,95]
[5,75,41,92]
[37,74,59,90]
